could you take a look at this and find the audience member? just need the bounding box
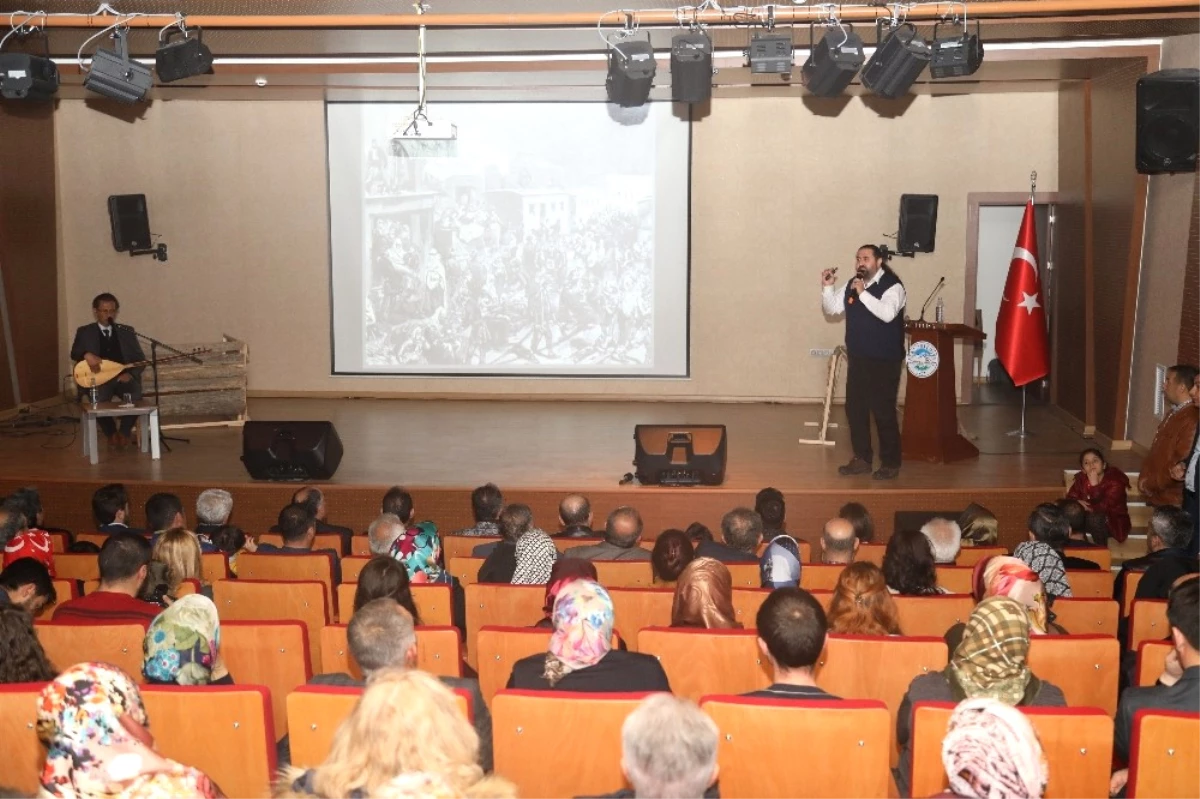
[685,522,714,546]
[259,503,344,583]
[386,519,447,585]
[0,606,56,683]
[1013,506,1078,596]
[1033,501,1101,571]
[288,485,354,552]
[38,662,219,798]
[696,508,761,564]
[620,695,719,799]
[566,507,651,561]
[921,518,962,564]
[1140,364,1198,507]
[68,541,101,554]
[0,506,53,574]
[367,513,405,555]
[507,580,670,692]
[1115,505,1198,608]
[894,596,1066,796]
[511,525,558,585]
[194,488,234,536]
[650,529,695,586]
[0,557,56,615]
[745,587,839,700]
[958,503,1000,547]
[92,483,144,535]
[557,493,596,539]
[211,524,253,576]
[946,557,1057,653]
[478,504,527,583]
[671,557,741,629]
[1180,371,1200,557]
[1055,498,1109,548]
[760,530,801,589]
[940,698,1047,799]
[536,558,599,629]
[353,556,422,623]
[143,594,232,685]
[151,528,209,599]
[884,529,947,595]
[454,483,504,537]
[1065,447,1130,543]
[820,517,860,564]
[756,487,787,539]
[381,485,414,521]
[839,501,876,543]
[827,562,902,636]
[145,491,186,534]
[52,534,161,624]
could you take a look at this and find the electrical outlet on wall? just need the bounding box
[1155,364,1167,419]
[809,348,834,358]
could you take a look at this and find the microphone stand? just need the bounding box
[129,328,203,452]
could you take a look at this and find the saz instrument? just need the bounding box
[73,348,210,388]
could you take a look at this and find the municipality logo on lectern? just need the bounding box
[906,341,940,379]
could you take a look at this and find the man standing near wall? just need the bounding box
[821,246,908,480]
[1141,364,1198,507]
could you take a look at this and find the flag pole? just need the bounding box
[1007,170,1038,439]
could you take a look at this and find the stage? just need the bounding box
[0,397,1141,552]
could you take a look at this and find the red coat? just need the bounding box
[1067,466,1132,543]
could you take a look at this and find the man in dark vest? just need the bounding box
[70,292,146,447]
[821,245,907,480]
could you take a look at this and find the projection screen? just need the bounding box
[326,102,691,377]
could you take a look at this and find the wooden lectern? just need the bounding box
[901,321,986,463]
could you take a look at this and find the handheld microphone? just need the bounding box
[918,276,946,322]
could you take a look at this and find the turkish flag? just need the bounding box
[995,201,1049,387]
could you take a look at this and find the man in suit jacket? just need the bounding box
[565,506,651,561]
[269,486,352,555]
[696,507,763,564]
[1114,507,1198,616]
[1139,364,1198,507]
[91,483,146,536]
[70,293,146,446]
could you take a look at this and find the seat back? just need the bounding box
[235,552,337,619]
[1127,710,1200,798]
[637,628,771,701]
[464,583,546,669]
[934,567,974,594]
[701,697,891,798]
[1063,547,1111,571]
[856,544,886,566]
[1121,571,1147,614]
[73,532,116,549]
[1135,640,1174,687]
[1052,597,1119,636]
[730,588,833,627]
[212,579,328,672]
[955,546,1008,567]
[590,560,654,588]
[444,535,496,560]
[1027,634,1118,716]
[53,553,100,582]
[448,556,483,586]
[141,684,276,799]
[43,579,79,619]
[910,702,1114,799]
[340,556,372,584]
[476,626,554,706]
[607,588,674,651]
[257,532,343,552]
[35,622,147,682]
[0,683,47,796]
[220,621,311,739]
[200,551,230,583]
[334,583,453,627]
[893,595,975,637]
[492,690,652,798]
[800,563,846,591]
[320,624,463,681]
[350,536,370,556]
[47,532,67,553]
[1128,599,1169,650]
[1068,569,1115,598]
[724,563,761,588]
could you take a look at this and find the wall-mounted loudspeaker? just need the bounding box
[107,194,151,252]
[633,424,727,486]
[898,194,939,253]
[1136,68,1199,175]
[241,421,344,481]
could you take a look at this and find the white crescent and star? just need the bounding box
[999,245,1043,312]
[1017,291,1041,314]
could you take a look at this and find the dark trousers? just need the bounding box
[1185,489,1198,558]
[846,354,903,468]
[80,379,141,436]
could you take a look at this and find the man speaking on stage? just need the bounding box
[821,245,907,480]
[71,293,147,448]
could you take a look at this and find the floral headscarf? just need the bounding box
[389,521,445,583]
[143,595,226,685]
[543,580,614,687]
[671,557,742,629]
[1013,541,1072,598]
[948,597,1038,706]
[982,557,1049,635]
[942,698,1048,799]
[37,662,218,799]
[511,532,558,586]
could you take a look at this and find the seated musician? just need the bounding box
[71,292,146,447]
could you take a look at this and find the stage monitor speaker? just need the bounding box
[898,193,938,253]
[633,424,727,486]
[1136,67,1199,174]
[241,421,344,481]
[107,194,151,252]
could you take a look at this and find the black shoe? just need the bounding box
[838,457,873,476]
[873,466,900,480]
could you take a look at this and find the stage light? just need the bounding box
[606,38,656,107]
[801,25,865,97]
[155,24,214,83]
[670,30,712,104]
[84,28,153,104]
[0,52,59,100]
[930,20,984,79]
[748,32,793,74]
[861,23,931,99]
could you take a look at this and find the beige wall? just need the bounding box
[56,92,1058,402]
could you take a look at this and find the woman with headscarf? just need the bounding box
[534,559,598,629]
[1012,540,1072,599]
[510,530,558,586]
[506,580,670,692]
[894,596,1065,797]
[947,556,1055,654]
[938,698,1048,799]
[37,662,222,799]
[389,521,448,584]
[671,557,742,630]
[143,594,233,685]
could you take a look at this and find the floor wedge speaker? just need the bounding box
[242,421,344,481]
[633,424,727,486]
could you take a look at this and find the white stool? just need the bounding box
[80,401,161,465]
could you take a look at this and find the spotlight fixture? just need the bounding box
[0,30,58,100]
[861,23,931,99]
[607,37,656,107]
[84,28,153,104]
[930,20,984,79]
[155,22,214,83]
[801,24,865,98]
[748,32,793,75]
[670,30,712,104]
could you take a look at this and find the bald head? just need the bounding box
[292,486,325,520]
[559,494,592,528]
[821,518,858,564]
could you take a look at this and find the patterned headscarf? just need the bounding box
[948,597,1036,706]
[1012,541,1072,598]
[389,521,445,583]
[671,557,742,629]
[942,698,1048,799]
[982,557,1049,635]
[544,580,614,687]
[4,530,56,575]
[37,662,217,799]
[759,535,801,589]
[511,531,558,585]
[143,595,225,685]
[542,558,599,619]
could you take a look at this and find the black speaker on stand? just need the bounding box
[1136,68,1199,174]
[241,421,344,481]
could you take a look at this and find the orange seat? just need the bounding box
[592,560,655,588]
[464,583,546,669]
[1127,710,1200,798]
[320,624,463,681]
[449,556,484,586]
[47,532,68,553]
[724,563,761,589]
[73,532,119,549]
[257,532,344,553]
[1128,599,1169,650]
[730,588,833,628]
[141,684,276,799]
[443,535,498,560]
[638,627,770,701]
[212,579,328,672]
[1121,571,1146,615]
[340,556,372,583]
[1027,634,1119,716]
[52,553,100,582]
[934,566,974,594]
[476,626,553,707]
[857,544,886,567]
[1063,547,1111,571]
[35,622,147,682]
[637,538,812,563]
[955,546,1007,567]
[0,683,48,796]
[235,552,337,619]
[1069,569,1116,599]
[799,563,846,591]
[1052,597,1119,636]
[701,697,891,798]
[1135,640,1174,687]
[43,579,79,620]
[492,690,654,798]
[910,702,1114,799]
[220,621,311,739]
[350,536,370,556]
[200,552,230,583]
[608,587,674,652]
[893,595,975,637]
